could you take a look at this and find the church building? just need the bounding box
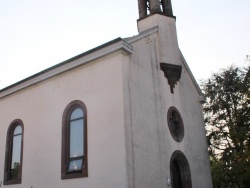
[0,0,212,187]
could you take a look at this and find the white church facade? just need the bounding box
[0,1,212,187]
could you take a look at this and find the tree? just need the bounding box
[201,65,250,188]
[10,162,20,179]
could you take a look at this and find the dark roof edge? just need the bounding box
[0,37,123,93]
[179,50,205,103]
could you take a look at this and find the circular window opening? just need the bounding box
[167,106,184,142]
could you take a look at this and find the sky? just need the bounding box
[0,0,249,89]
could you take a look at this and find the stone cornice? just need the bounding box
[160,63,182,94]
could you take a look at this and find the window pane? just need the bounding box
[68,159,83,172]
[11,134,22,170]
[70,119,84,158]
[71,108,84,120]
[14,125,22,135]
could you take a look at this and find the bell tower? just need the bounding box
[137,0,180,70]
[138,0,173,19]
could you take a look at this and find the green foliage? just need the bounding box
[201,65,250,188]
[10,162,20,179]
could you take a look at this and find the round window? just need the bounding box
[167,106,184,142]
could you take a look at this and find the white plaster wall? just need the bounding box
[124,15,212,188]
[0,14,212,188]
[138,14,181,66]
[124,31,167,188]
[160,64,213,188]
[0,51,128,188]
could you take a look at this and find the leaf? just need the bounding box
[201,65,250,188]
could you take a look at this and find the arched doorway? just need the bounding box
[170,150,192,188]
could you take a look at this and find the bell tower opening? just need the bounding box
[138,0,173,19]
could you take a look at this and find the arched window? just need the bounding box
[4,119,24,185]
[61,100,88,179]
[170,150,192,188]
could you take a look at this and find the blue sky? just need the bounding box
[0,0,249,89]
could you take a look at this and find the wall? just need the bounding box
[124,14,212,188]
[0,14,213,188]
[0,51,128,188]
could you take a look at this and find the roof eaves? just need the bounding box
[180,50,205,102]
[0,38,133,99]
[124,26,159,43]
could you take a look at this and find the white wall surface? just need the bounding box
[0,51,129,188]
[124,14,212,188]
[0,14,213,188]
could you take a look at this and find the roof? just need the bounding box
[0,25,204,100]
[0,38,133,99]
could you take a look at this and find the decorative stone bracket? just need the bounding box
[160,63,182,94]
